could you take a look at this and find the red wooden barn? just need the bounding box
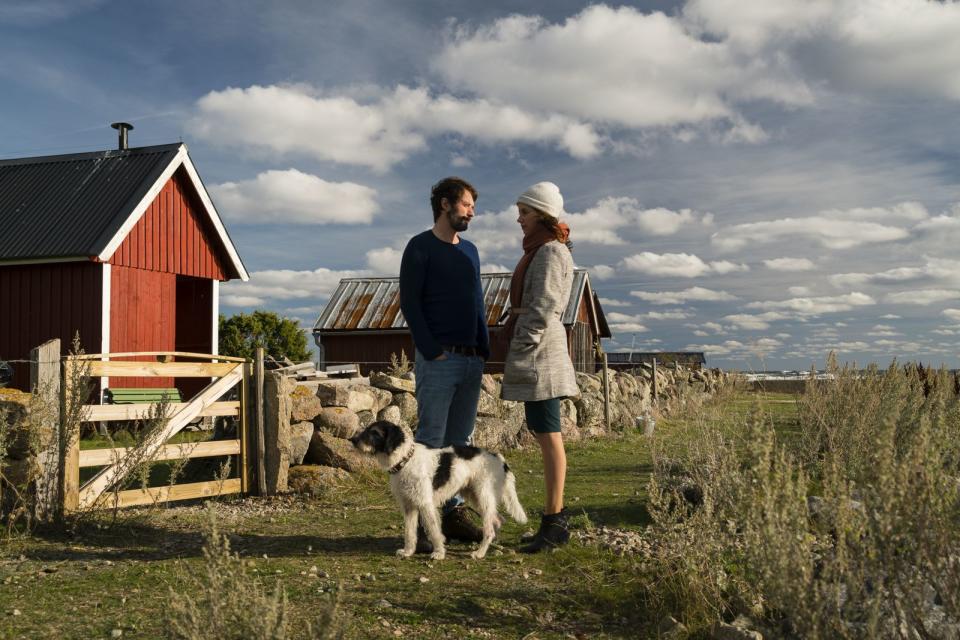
[0,137,248,395]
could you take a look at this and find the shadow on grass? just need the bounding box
[570,501,653,528]
[25,520,405,563]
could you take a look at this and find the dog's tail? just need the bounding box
[496,454,527,525]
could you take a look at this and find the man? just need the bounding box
[399,176,489,551]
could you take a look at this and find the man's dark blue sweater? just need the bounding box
[399,230,490,362]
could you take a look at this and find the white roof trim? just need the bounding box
[96,144,249,281]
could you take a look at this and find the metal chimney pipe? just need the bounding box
[110,122,134,150]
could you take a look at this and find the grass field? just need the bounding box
[1,392,800,640]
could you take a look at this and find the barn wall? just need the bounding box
[318,333,415,376]
[109,264,176,388]
[108,168,228,281]
[0,261,103,391]
[570,321,594,373]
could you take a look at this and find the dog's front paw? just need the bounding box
[470,549,488,560]
[429,549,446,561]
[396,548,414,559]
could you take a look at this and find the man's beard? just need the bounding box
[447,210,469,232]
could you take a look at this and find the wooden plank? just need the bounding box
[83,400,240,422]
[101,478,242,509]
[77,367,242,509]
[73,351,246,362]
[80,439,241,468]
[87,361,239,378]
[61,359,80,515]
[255,347,267,495]
[240,364,249,494]
[30,339,61,522]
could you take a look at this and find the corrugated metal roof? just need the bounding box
[314,269,595,331]
[0,144,181,260]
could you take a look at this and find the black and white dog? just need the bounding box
[349,421,527,560]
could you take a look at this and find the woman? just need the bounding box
[501,181,579,553]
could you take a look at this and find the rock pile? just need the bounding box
[270,365,732,493]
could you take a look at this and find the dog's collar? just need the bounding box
[388,446,415,475]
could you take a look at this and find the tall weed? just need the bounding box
[166,505,339,640]
[644,359,960,638]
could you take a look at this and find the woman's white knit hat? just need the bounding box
[517,182,564,219]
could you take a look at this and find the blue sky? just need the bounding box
[3,0,960,370]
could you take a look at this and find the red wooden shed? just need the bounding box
[0,141,248,395]
[312,270,611,374]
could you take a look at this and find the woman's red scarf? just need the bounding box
[503,222,570,345]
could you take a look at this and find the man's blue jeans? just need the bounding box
[414,349,484,512]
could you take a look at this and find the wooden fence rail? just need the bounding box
[57,351,259,514]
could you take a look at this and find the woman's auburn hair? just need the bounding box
[534,210,568,243]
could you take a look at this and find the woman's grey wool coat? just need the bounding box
[501,240,579,402]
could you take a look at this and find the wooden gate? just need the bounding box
[62,352,250,512]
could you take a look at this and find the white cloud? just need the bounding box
[589,265,616,280]
[631,286,737,305]
[598,296,630,308]
[642,310,691,321]
[621,252,749,277]
[686,1,960,101]
[788,286,811,296]
[723,311,789,330]
[221,266,368,307]
[192,84,599,171]
[829,257,960,289]
[607,312,643,323]
[880,314,902,320]
[747,292,875,315]
[942,309,960,322]
[481,263,511,274]
[702,321,726,334]
[634,207,699,235]
[609,322,649,333]
[211,169,379,225]
[621,252,711,277]
[885,289,960,306]
[764,257,815,272]
[686,338,783,358]
[710,260,749,274]
[563,197,707,245]
[469,205,522,256]
[366,247,403,276]
[435,5,804,134]
[712,215,909,252]
[221,294,265,307]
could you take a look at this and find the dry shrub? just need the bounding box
[643,358,960,638]
[166,505,339,640]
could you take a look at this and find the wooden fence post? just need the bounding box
[652,358,658,404]
[60,357,80,516]
[254,347,267,496]
[30,339,61,522]
[601,350,611,431]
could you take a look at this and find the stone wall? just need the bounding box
[274,365,733,494]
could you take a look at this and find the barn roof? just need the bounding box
[0,143,248,280]
[313,269,611,338]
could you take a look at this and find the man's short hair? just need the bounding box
[431,177,478,221]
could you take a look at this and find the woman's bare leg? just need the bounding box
[535,432,566,514]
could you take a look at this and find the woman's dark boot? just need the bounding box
[520,510,569,553]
